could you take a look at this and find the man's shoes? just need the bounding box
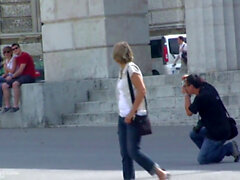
[232,140,240,162]
[2,107,11,113]
[10,107,19,113]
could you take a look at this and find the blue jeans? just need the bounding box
[190,127,233,164]
[118,116,156,180]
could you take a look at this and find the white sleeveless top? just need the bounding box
[6,56,15,74]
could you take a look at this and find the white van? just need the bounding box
[150,34,187,75]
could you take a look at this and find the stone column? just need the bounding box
[148,0,185,36]
[233,0,240,68]
[40,0,151,82]
[185,0,240,74]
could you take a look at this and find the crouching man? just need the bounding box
[182,74,239,164]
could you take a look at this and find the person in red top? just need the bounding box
[2,43,35,112]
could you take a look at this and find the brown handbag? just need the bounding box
[127,71,152,136]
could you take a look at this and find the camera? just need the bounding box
[193,120,203,133]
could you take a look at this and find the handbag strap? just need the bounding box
[126,70,148,113]
[181,44,185,52]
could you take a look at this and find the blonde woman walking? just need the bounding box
[113,41,170,180]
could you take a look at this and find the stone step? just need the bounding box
[87,86,240,107]
[62,112,118,126]
[93,78,117,90]
[88,86,180,101]
[90,71,240,91]
[78,94,240,114]
[144,74,182,87]
[88,76,240,101]
[0,111,24,128]
[62,111,195,127]
[220,94,240,107]
[75,101,117,113]
[62,106,240,127]
[88,89,116,101]
[61,71,240,128]
[91,75,182,90]
[76,97,179,113]
[212,82,240,95]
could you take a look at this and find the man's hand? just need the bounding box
[182,87,191,98]
[182,86,187,94]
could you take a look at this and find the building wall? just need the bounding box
[0,0,32,33]
[1,0,239,79]
[185,0,240,73]
[0,0,42,61]
[0,0,186,62]
[148,0,186,36]
[40,0,151,81]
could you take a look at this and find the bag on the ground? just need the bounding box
[127,70,152,136]
[227,117,238,140]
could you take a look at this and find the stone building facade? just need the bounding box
[0,0,42,65]
[1,0,239,80]
[148,0,185,36]
[0,0,239,128]
[0,0,186,81]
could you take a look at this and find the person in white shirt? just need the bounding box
[173,36,187,73]
[113,41,170,180]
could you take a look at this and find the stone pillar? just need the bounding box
[233,0,240,68]
[185,0,240,74]
[148,0,185,36]
[40,0,151,82]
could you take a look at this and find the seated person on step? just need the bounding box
[2,43,36,113]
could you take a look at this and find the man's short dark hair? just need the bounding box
[186,74,203,88]
[11,43,20,48]
[178,36,184,41]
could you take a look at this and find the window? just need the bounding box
[168,38,179,54]
[150,39,163,58]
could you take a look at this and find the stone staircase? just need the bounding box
[61,71,240,127]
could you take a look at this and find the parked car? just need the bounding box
[150,34,187,75]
